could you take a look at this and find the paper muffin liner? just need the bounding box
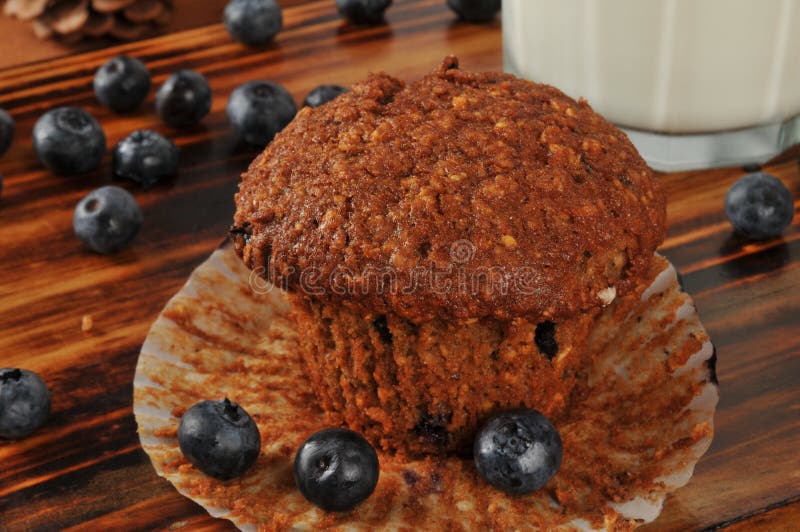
[133,243,718,531]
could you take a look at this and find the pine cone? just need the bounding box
[4,0,173,42]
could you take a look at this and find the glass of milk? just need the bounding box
[503,0,800,171]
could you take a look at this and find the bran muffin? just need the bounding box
[232,57,667,454]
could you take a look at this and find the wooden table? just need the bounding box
[0,1,797,530]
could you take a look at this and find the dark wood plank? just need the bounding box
[719,498,800,531]
[0,1,797,530]
[640,160,800,531]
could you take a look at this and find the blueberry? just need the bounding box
[294,428,379,512]
[474,409,562,495]
[725,172,794,240]
[372,315,392,344]
[156,70,212,128]
[224,0,282,46]
[33,107,106,176]
[93,56,151,112]
[413,411,451,448]
[178,398,261,480]
[0,108,15,156]
[303,84,348,108]
[336,0,392,25]
[0,368,51,439]
[447,0,501,23]
[534,321,558,360]
[73,186,143,254]
[227,80,297,146]
[113,130,179,187]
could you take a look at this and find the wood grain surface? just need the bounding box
[0,1,798,530]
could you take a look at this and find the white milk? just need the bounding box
[503,0,800,134]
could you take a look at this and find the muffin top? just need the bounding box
[232,57,666,323]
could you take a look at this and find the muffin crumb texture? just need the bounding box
[233,56,667,323]
[293,286,631,454]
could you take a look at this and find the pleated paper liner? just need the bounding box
[133,243,718,531]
